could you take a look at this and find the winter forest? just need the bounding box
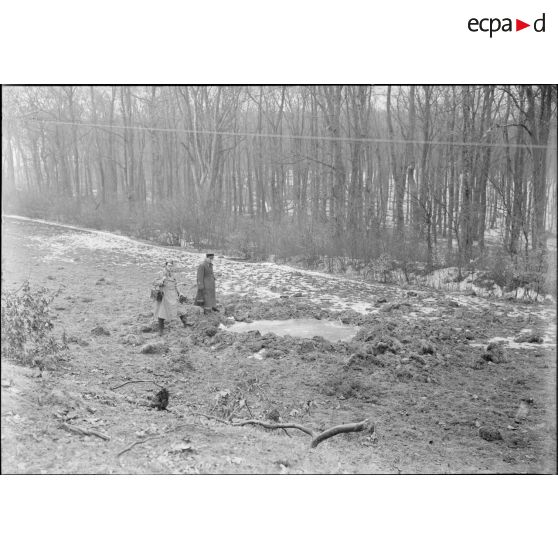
[2,86,557,294]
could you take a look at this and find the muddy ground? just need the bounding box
[1,217,556,473]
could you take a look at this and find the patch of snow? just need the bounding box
[416,306,438,314]
[470,336,554,350]
[248,349,266,360]
[5,215,556,348]
[5,215,170,249]
[349,302,374,314]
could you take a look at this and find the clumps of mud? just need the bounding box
[418,339,436,355]
[200,298,425,369]
[179,296,346,360]
[481,341,508,364]
[353,319,440,362]
[322,375,374,399]
[122,334,142,346]
[168,353,196,374]
[91,325,110,336]
[354,319,397,339]
[180,304,204,320]
[514,332,544,344]
[479,425,503,442]
[380,301,413,313]
[181,295,491,378]
[198,328,338,361]
[222,294,328,322]
[336,309,369,325]
[188,315,226,345]
[354,322,403,356]
[140,341,169,354]
[343,352,386,371]
[321,366,392,402]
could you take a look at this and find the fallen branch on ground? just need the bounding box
[117,436,161,459]
[192,412,233,425]
[61,422,110,441]
[233,420,315,437]
[186,411,375,448]
[232,418,375,448]
[111,380,165,390]
[310,418,375,448]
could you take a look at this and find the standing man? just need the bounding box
[196,253,218,315]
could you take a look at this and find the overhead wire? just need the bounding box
[4,116,553,150]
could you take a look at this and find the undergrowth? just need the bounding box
[1,281,67,369]
[476,247,554,297]
[6,192,556,298]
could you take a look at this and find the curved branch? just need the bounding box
[117,435,161,459]
[111,380,165,390]
[190,410,376,449]
[310,418,375,448]
[192,412,233,426]
[233,420,315,437]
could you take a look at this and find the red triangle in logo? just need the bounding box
[516,19,530,31]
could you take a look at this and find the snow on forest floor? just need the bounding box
[5,214,556,348]
[1,216,556,474]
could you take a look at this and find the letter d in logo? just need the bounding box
[534,13,546,32]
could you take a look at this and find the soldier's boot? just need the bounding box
[158,318,165,336]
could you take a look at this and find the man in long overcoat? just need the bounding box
[196,253,217,314]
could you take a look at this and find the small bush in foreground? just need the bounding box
[1,281,66,368]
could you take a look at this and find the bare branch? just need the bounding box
[117,436,161,459]
[232,419,315,437]
[111,380,165,390]
[310,418,375,448]
[61,422,110,441]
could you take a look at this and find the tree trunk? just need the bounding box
[386,86,404,233]
[460,86,474,260]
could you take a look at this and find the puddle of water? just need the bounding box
[226,318,358,342]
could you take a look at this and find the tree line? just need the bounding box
[2,85,557,281]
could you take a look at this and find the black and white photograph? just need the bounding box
[2,85,556,474]
[1,1,558,556]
